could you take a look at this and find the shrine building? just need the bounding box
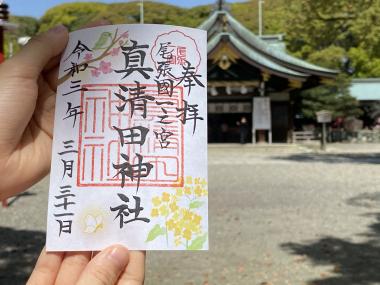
[200,3,338,143]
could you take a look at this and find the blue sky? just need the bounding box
[6,0,247,18]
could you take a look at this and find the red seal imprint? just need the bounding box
[76,83,184,188]
[150,30,201,81]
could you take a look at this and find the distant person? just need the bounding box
[0,22,144,285]
[220,122,229,142]
[237,116,249,144]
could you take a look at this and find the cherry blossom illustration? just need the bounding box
[58,28,130,85]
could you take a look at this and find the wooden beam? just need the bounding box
[208,80,260,87]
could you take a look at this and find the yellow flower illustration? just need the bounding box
[169,202,179,212]
[183,229,192,240]
[173,212,180,220]
[159,204,169,216]
[151,208,159,217]
[152,197,161,207]
[176,188,183,197]
[184,186,191,195]
[194,185,203,196]
[166,219,175,230]
[174,227,181,237]
[147,176,208,249]
[185,176,193,185]
[193,214,202,225]
[183,209,193,220]
[175,236,182,246]
[162,192,170,202]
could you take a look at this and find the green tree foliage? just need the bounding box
[4,15,39,57]
[284,0,380,77]
[230,0,289,35]
[38,1,212,32]
[6,0,375,119]
[281,0,379,119]
[38,3,108,32]
[8,0,380,78]
[299,74,362,119]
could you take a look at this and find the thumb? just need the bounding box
[76,245,129,285]
[9,24,69,80]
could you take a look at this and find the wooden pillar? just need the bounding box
[288,91,295,143]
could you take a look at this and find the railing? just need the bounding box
[292,131,318,143]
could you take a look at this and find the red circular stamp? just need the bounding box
[150,30,202,81]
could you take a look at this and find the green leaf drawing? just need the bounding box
[92,32,112,50]
[189,200,204,209]
[187,233,207,250]
[146,224,165,242]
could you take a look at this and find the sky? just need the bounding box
[6,0,247,18]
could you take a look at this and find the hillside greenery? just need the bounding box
[5,0,380,119]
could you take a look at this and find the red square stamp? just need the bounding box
[76,83,184,188]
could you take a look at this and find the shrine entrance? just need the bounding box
[202,3,338,144]
[208,101,252,143]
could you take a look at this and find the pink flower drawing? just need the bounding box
[111,47,120,56]
[91,68,101,77]
[99,61,113,74]
[84,53,93,61]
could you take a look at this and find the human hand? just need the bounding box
[0,24,69,200]
[27,245,145,285]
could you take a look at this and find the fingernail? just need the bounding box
[107,245,129,266]
[48,24,67,34]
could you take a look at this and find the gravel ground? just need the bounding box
[1,143,380,285]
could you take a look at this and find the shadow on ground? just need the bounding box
[273,153,380,165]
[0,227,45,285]
[282,193,380,285]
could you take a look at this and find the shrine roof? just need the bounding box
[199,10,339,79]
[208,32,308,79]
[350,78,380,101]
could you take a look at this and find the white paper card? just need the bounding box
[46,24,208,251]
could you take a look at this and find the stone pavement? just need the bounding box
[1,143,380,285]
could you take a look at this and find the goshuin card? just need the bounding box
[46,24,208,251]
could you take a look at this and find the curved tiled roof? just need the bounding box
[208,33,308,80]
[200,10,339,79]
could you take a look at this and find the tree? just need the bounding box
[284,0,380,77]
[4,16,39,58]
[297,74,362,120]
[4,0,378,121]
[38,2,212,32]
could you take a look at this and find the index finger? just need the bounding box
[117,251,146,285]
[10,25,69,81]
[26,247,64,285]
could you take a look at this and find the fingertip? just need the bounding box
[76,245,129,285]
[106,245,129,269]
[10,23,69,79]
[46,24,69,36]
[116,250,146,285]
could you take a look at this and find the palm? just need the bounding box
[0,55,60,199]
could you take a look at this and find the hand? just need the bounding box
[0,24,69,200]
[27,245,145,285]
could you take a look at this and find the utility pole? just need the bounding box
[139,0,144,24]
[258,0,264,37]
